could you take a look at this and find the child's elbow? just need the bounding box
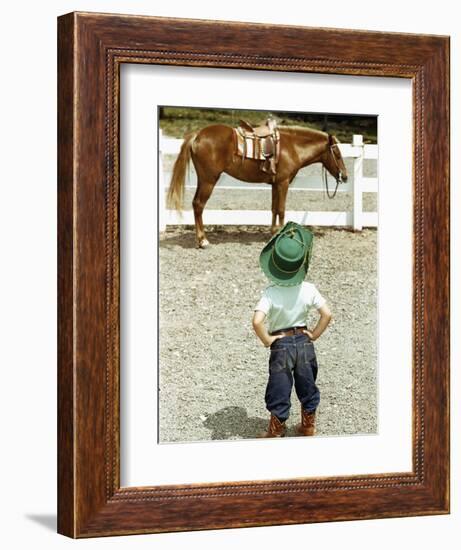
[323,310,333,323]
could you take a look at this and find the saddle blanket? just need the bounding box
[233,127,280,162]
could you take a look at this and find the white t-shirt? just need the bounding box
[254,281,326,333]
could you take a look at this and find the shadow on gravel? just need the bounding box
[203,406,268,440]
[159,225,338,250]
[202,406,303,440]
[159,228,271,249]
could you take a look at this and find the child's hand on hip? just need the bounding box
[266,335,284,347]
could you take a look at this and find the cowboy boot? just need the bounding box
[259,414,287,438]
[296,409,316,436]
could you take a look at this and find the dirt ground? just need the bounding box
[159,226,377,443]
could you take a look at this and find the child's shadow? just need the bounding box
[203,406,298,440]
[203,406,267,440]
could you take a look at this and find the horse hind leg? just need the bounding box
[193,176,218,248]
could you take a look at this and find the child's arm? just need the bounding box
[252,310,283,348]
[305,304,332,341]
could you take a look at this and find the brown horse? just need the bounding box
[167,125,348,247]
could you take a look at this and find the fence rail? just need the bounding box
[159,131,378,232]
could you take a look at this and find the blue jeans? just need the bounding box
[265,333,320,422]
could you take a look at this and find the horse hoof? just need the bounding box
[197,238,210,249]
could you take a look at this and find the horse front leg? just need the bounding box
[270,183,280,235]
[277,179,290,228]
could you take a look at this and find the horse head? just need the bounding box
[322,134,348,183]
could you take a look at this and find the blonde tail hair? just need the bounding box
[166,132,196,211]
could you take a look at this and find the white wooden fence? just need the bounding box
[159,131,378,232]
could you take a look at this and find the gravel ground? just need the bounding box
[159,226,377,443]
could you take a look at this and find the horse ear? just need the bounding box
[328,134,335,145]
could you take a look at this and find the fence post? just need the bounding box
[158,129,167,232]
[352,134,364,231]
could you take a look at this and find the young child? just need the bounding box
[252,221,332,438]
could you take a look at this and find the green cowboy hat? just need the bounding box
[259,221,314,286]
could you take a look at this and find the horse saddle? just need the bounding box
[234,118,281,179]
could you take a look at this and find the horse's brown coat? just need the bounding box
[167,124,347,246]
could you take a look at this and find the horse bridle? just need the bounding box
[322,140,344,199]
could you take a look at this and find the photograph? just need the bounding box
[158,106,378,443]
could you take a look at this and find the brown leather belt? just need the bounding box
[270,326,307,337]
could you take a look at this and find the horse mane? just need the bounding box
[278,125,328,139]
[278,124,328,141]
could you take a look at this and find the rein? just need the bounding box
[322,142,343,199]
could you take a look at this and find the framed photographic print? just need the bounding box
[57,12,450,537]
[155,104,380,446]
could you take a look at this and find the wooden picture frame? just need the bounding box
[57,12,450,538]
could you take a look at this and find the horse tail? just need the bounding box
[166,132,196,212]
